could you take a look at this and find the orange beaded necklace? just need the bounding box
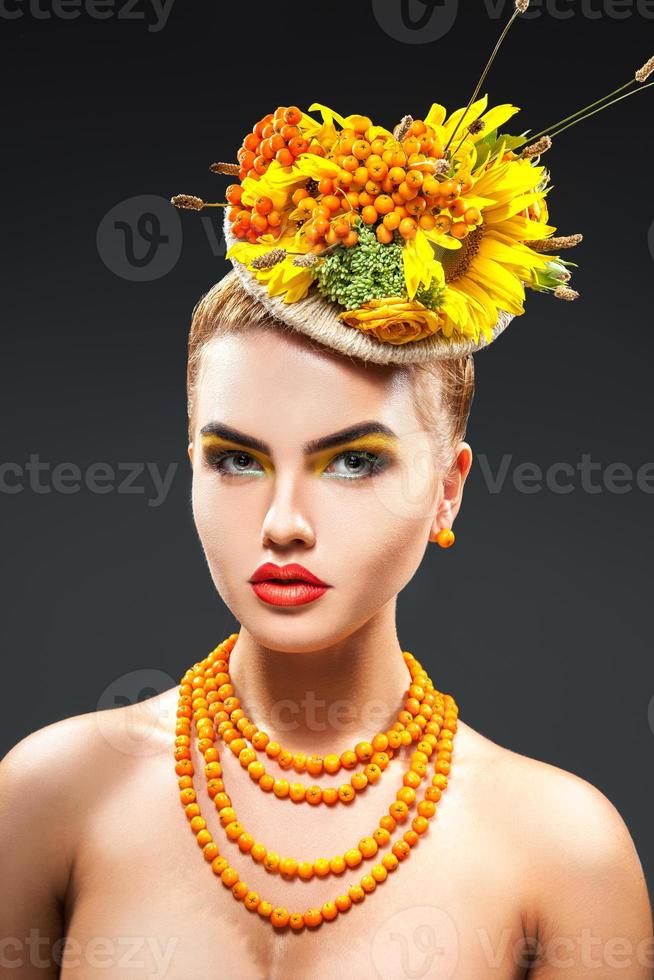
[174,632,458,932]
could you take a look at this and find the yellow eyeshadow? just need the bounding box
[309,435,399,473]
[200,434,273,474]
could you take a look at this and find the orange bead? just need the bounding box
[279,857,298,878]
[304,908,323,927]
[322,787,339,805]
[389,800,409,822]
[306,755,324,776]
[263,852,280,872]
[335,894,352,912]
[221,866,239,887]
[359,837,378,858]
[338,784,355,803]
[271,907,290,928]
[344,848,363,868]
[372,864,388,883]
[289,783,306,803]
[351,772,368,791]
[306,786,323,805]
[435,528,455,548]
[211,857,228,878]
[412,815,430,835]
[298,861,314,880]
[225,821,244,841]
[330,855,346,874]
[244,891,260,911]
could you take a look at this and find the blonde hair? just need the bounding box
[187,272,475,472]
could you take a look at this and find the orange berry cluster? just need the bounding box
[226,105,326,244]
[226,106,484,250]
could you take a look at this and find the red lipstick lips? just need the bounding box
[248,562,331,607]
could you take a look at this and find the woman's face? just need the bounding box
[189,326,471,652]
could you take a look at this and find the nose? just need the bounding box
[260,469,316,549]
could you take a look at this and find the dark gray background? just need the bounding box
[1,0,653,898]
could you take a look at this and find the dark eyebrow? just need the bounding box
[198,421,399,456]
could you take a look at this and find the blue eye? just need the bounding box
[205,450,265,477]
[323,450,388,481]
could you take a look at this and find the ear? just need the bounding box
[428,442,473,541]
[187,442,194,467]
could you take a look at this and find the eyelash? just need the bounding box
[204,449,390,481]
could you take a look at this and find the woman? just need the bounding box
[1,265,652,978]
[2,10,653,976]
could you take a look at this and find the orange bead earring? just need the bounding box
[435,528,455,548]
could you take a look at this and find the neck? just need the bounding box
[226,601,413,754]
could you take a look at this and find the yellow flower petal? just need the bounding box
[442,96,490,143]
[307,103,349,129]
[293,153,342,181]
[425,103,447,129]
[422,228,463,251]
[477,103,521,139]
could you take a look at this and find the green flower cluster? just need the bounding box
[314,223,405,310]
[415,279,446,312]
[313,221,446,313]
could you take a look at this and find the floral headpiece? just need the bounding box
[173,1,653,364]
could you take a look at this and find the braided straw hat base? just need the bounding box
[224,213,514,365]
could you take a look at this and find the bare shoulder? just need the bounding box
[455,717,646,852]
[455,719,654,973]
[1,687,176,780]
[0,687,177,841]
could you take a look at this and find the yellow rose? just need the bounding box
[338,297,444,345]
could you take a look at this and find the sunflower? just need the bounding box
[435,151,556,341]
[398,95,556,342]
